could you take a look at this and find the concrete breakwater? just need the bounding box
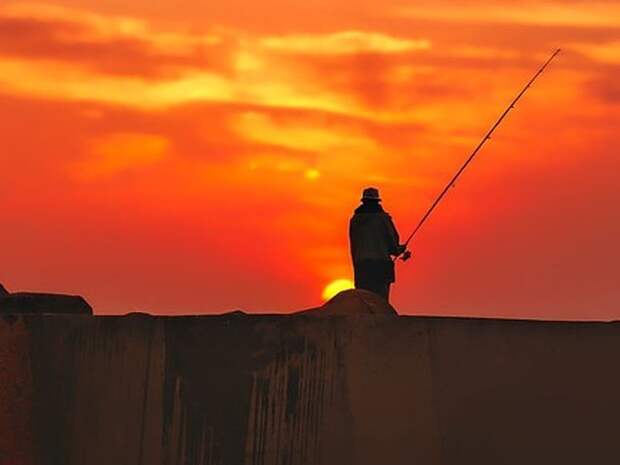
[1,301,619,464]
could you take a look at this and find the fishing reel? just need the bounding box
[400,250,412,262]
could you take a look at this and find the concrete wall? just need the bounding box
[1,313,619,465]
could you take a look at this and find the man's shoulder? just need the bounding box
[351,211,388,221]
[350,211,392,227]
[352,206,390,215]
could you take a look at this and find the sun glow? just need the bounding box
[322,279,355,301]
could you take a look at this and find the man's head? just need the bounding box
[361,187,381,203]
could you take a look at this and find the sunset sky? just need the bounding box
[1,0,618,318]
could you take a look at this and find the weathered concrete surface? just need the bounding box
[0,316,35,465]
[1,300,619,464]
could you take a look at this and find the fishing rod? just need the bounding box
[397,48,561,261]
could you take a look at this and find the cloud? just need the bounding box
[569,41,620,64]
[261,30,430,55]
[2,3,222,50]
[234,111,378,152]
[0,3,570,126]
[0,3,229,78]
[0,54,385,122]
[587,74,620,103]
[447,45,522,60]
[0,58,231,105]
[396,2,620,27]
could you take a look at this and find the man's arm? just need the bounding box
[384,214,405,256]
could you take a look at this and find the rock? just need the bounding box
[220,310,246,316]
[0,293,93,315]
[298,289,399,316]
[323,289,398,316]
[0,283,7,297]
[124,311,152,318]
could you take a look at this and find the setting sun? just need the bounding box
[322,279,354,301]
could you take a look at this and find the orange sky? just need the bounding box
[1,1,619,318]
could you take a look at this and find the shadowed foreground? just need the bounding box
[1,290,619,465]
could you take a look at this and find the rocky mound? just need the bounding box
[298,289,398,316]
[0,292,93,315]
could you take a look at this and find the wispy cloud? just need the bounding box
[569,41,620,64]
[234,111,378,151]
[261,30,430,55]
[396,2,620,27]
[2,3,222,52]
[0,3,228,78]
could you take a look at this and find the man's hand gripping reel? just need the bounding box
[394,245,412,262]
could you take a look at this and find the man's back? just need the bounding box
[349,201,399,264]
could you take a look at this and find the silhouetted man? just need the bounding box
[349,187,407,301]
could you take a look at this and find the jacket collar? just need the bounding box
[355,202,384,214]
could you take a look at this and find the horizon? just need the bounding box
[1,1,618,318]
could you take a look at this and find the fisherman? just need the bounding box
[349,187,409,301]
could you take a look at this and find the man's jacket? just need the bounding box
[349,202,400,264]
